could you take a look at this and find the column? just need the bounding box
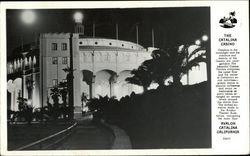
[21,52,28,99]
[110,74,118,97]
[88,75,95,99]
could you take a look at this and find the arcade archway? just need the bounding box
[95,70,117,98]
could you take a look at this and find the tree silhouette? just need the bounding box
[125,65,152,92]
[58,81,68,118]
[17,96,33,123]
[50,87,62,119]
[62,66,75,119]
[81,92,88,114]
[127,45,207,89]
[87,95,118,120]
[58,81,68,107]
[87,95,105,120]
[50,87,61,109]
[143,49,171,87]
[167,45,207,86]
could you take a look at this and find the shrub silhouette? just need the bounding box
[100,82,210,148]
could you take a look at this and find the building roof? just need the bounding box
[8,42,39,61]
[78,45,146,52]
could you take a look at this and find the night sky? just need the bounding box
[7,7,210,56]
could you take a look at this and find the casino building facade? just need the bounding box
[7,32,153,114]
[7,18,207,115]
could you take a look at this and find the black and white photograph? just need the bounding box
[6,6,211,151]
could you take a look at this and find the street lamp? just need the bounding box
[186,34,209,85]
[195,35,209,46]
[202,34,209,42]
[194,34,209,46]
[73,11,83,23]
[21,10,36,25]
[200,34,209,86]
[195,39,201,46]
[20,10,36,50]
[20,10,36,107]
[73,11,84,34]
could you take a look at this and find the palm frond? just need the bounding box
[125,77,141,86]
[181,54,207,74]
[187,46,206,61]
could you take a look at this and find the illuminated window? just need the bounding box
[51,43,57,50]
[62,57,68,64]
[52,79,58,87]
[52,57,58,64]
[61,43,67,51]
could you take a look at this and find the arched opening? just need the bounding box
[95,69,117,98]
[116,70,132,99]
[8,78,22,111]
[81,70,94,99]
[7,80,14,111]
[116,70,143,99]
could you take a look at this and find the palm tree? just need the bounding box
[50,87,61,109]
[62,66,75,119]
[58,81,68,118]
[167,44,207,86]
[81,92,88,114]
[125,65,152,92]
[58,81,68,107]
[17,96,28,112]
[17,96,33,123]
[143,49,171,88]
[50,87,62,119]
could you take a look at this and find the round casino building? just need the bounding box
[7,32,152,115]
[7,19,207,116]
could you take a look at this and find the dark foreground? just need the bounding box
[8,119,114,150]
[124,82,211,148]
[8,122,72,150]
[100,81,211,148]
[56,119,114,150]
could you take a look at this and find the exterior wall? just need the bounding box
[7,52,40,111]
[78,50,150,73]
[40,33,71,108]
[7,33,207,114]
[40,33,151,115]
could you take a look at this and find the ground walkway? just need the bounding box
[9,114,132,150]
[56,114,132,149]
[56,117,113,150]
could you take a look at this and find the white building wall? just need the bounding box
[40,33,151,115]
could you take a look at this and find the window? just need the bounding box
[51,43,57,50]
[62,57,68,64]
[61,43,67,51]
[52,57,58,64]
[52,79,58,87]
